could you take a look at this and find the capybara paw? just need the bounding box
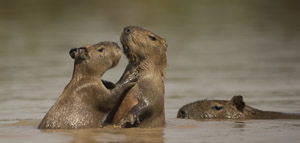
[120,72,138,89]
[126,72,138,83]
[117,113,140,126]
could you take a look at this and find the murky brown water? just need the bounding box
[1,0,300,143]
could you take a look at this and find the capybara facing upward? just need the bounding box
[177,95,300,120]
[38,41,136,129]
[106,26,168,128]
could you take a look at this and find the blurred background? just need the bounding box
[0,0,300,142]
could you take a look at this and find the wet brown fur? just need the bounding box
[108,26,167,128]
[177,95,300,120]
[38,42,136,129]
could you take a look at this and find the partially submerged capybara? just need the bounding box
[38,41,136,129]
[106,26,168,128]
[177,95,300,120]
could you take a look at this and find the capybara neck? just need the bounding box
[71,61,104,80]
[129,59,162,76]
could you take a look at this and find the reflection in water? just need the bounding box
[1,0,300,143]
[233,121,246,131]
[43,127,164,143]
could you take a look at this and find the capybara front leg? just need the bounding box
[117,99,152,127]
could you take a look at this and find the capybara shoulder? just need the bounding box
[38,41,136,129]
[177,95,300,120]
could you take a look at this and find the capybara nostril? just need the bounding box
[69,48,77,59]
[77,47,89,60]
[78,47,87,51]
[124,28,131,34]
[78,47,88,54]
[177,109,187,118]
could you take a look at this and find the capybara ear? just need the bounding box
[231,95,245,112]
[69,48,77,59]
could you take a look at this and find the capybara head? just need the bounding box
[120,26,167,75]
[69,41,121,75]
[177,96,246,119]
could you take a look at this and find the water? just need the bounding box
[1,0,300,142]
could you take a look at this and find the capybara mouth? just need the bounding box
[121,35,131,55]
[123,44,130,53]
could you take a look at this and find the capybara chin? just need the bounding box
[38,41,136,129]
[106,26,168,128]
[177,95,300,120]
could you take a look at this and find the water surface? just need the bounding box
[1,0,300,143]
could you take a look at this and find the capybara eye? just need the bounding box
[212,106,223,111]
[148,35,157,41]
[98,48,105,52]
